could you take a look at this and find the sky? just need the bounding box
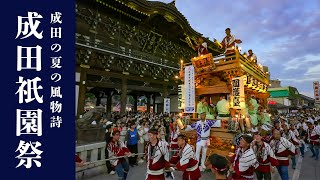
[150,0,320,98]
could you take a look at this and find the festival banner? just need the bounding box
[163,98,170,113]
[1,1,75,179]
[244,74,267,93]
[258,81,264,92]
[184,65,195,113]
[251,78,258,90]
[244,74,253,88]
[232,76,245,109]
[178,84,185,109]
[314,81,320,103]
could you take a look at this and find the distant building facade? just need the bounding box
[269,79,281,88]
[268,86,301,113]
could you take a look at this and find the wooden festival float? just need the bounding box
[178,50,270,157]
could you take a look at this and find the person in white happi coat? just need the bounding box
[282,124,299,169]
[145,128,170,180]
[169,134,201,180]
[306,120,320,160]
[205,154,229,180]
[184,111,217,171]
[230,134,259,180]
[214,28,242,54]
[296,119,308,131]
[247,49,257,64]
[193,37,208,56]
[315,120,320,132]
[269,130,295,180]
[289,124,299,138]
[169,121,180,157]
[251,131,279,180]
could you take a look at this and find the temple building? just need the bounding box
[75,0,223,118]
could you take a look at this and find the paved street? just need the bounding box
[79,149,319,180]
[298,150,320,180]
[80,161,214,180]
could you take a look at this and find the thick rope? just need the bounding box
[85,153,145,165]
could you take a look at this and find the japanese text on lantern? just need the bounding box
[232,76,245,109]
[314,81,320,103]
[232,79,240,107]
[15,11,44,169]
[50,12,63,129]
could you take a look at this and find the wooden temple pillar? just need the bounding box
[77,68,87,118]
[163,84,168,98]
[120,78,127,115]
[162,84,169,113]
[147,93,151,113]
[133,94,138,113]
[92,90,101,107]
[152,95,156,113]
[106,93,112,119]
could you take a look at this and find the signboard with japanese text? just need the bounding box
[163,98,170,113]
[243,74,267,93]
[245,74,253,88]
[252,78,258,90]
[184,65,195,113]
[1,1,75,179]
[258,82,263,92]
[232,76,245,109]
[314,81,320,103]
[178,84,185,109]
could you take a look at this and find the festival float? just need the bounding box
[178,49,270,157]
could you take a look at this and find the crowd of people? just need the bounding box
[75,109,319,180]
[99,112,178,177]
[72,26,320,180]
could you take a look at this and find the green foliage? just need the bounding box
[85,93,96,99]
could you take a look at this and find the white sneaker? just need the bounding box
[201,165,206,170]
[138,159,144,164]
[170,172,175,179]
[109,170,115,175]
[199,166,204,172]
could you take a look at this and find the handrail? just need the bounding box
[239,55,268,83]
[76,142,106,177]
[239,54,266,75]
